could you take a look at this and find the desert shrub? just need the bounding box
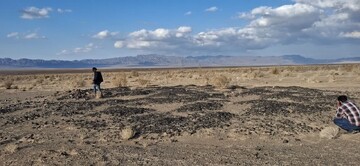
[213,75,231,88]
[249,71,265,78]
[341,64,357,72]
[131,71,139,77]
[4,81,13,89]
[48,75,56,81]
[271,68,280,75]
[13,76,21,81]
[137,79,150,87]
[36,78,44,84]
[113,74,127,87]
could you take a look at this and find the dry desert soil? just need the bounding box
[1,65,360,165]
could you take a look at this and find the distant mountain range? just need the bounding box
[0,54,359,69]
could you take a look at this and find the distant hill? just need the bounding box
[0,54,359,69]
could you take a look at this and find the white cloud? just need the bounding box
[24,33,46,39]
[114,26,193,50]
[20,6,72,19]
[92,30,118,39]
[21,7,52,19]
[74,43,96,53]
[6,32,46,40]
[6,32,19,38]
[56,50,68,55]
[205,6,218,12]
[58,43,98,55]
[57,8,72,13]
[184,11,192,15]
[114,41,124,48]
[340,31,360,39]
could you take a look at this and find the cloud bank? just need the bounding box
[112,0,360,55]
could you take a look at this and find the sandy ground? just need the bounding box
[1,65,360,165]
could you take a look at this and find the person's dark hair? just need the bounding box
[337,95,348,102]
[92,67,97,71]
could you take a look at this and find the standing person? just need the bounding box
[92,67,103,98]
[333,95,360,133]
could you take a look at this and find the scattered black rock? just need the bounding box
[103,106,155,117]
[129,112,234,136]
[238,86,336,116]
[175,102,223,112]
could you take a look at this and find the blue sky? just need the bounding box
[1,0,360,60]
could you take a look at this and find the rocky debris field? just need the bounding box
[1,85,358,165]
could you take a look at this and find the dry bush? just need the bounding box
[248,71,265,79]
[4,81,13,89]
[121,126,135,140]
[13,76,21,81]
[47,75,55,81]
[72,79,86,88]
[213,75,231,88]
[131,71,140,77]
[137,79,150,87]
[36,78,44,84]
[113,74,128,87]
[271,68,280,75]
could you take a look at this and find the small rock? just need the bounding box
[121,126,135,140]
[319,126,339,139]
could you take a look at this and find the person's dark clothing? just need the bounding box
[93,71,103,85]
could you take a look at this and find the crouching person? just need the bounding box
[92,67,103,98]
[334,95,360,133]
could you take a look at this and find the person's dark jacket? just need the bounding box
[93,71,103,85]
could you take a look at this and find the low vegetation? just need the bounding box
[113,74,128,87]
[1,64,359,91]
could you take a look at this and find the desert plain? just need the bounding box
[1,64,360,165]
